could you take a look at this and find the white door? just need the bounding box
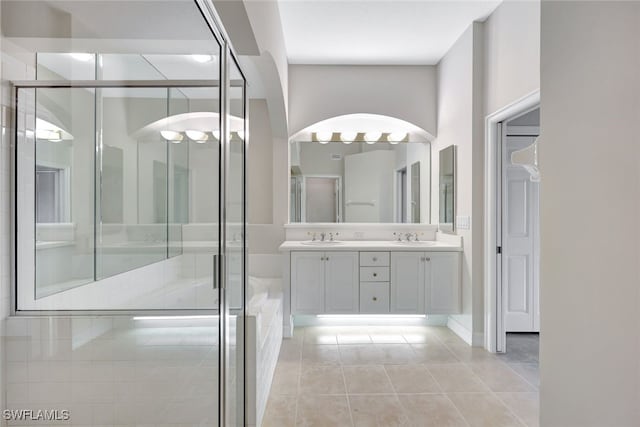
[325,251,359,313]
[503,135,540,332]
[425,252,461,314]
[390,252,425,313]
[291,252,325,313]
[344,150,395,222]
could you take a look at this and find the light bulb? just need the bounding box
[364,131,382,144]
[388,132,407,144]
[211,130,221,140]
[192,54,213,63]
[315,131,332,144]
[235,130,245,140]
[160,130,184,142]
[36,129,62,141]
[186,130,208,143]
[340,132,358,144]
[70,53,93,62]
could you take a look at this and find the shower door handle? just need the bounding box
[213,254,221,290]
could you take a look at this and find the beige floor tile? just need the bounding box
[270,362,300,395]
[375,344,416,364]
[397,393,467,427]
[348,394,408,427]
[468,361,535,392]
[304,334,338,345]
[448,392,525,427]
[384,364,441,393]
[299,365,346,394]
[369,334,406,344]
[430,327,467,345]
[279,340,303,363]
[302,344,341,366]
[337,334,373,344]
[496,392,539,427]
[262,394,296,427]
[411,343,460,364]
[506,363,539,389]
[446,343,499,363]
[428,364,489,392]
[296,394,352,427]
[343,365,394,394]
[339,345,383,365]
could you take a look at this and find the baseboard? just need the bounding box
[447,316,473,345]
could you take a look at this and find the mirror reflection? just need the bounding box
[290,140,430,223]
[439,145,456,232]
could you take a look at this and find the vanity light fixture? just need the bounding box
[185,130,208,143]
[160,130,184,143]
[340,131,358,144]
[364,131,382,144]
[35,118,70,142]
[69,53,93,62]
[211,130,221,140]
[191,54,213,63]
[315,131,333,144]
[388,132,407,144]
[235,130,246,140]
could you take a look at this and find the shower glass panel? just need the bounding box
[225,55,247,425]
[8,0,245,425]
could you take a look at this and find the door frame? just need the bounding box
[301,174,343,222]
[484,90,539,353]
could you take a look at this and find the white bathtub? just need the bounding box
[246,276,283,427]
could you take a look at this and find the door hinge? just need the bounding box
[496,246,502,255]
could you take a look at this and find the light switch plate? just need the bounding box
[456,215,471,230]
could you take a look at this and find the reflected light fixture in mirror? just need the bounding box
[340,131,358,144]
[69,52,93,62]
[388,132,407,145]
[212,130,221,140]
[186,130,208,143]
[236,130,245,140]
[364,131,382,144]
[191,54,213,63]
[316,131,332,144]
[160,130,184,143]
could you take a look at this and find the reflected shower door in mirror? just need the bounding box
[20,85,222,300]
[289,140,431,223]
[439,145,456,232]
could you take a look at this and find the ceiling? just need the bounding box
[278,0,502,65]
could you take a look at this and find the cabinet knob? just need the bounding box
[373,257,378,261]
[373,273,377,277]
[426,257,431,262]
[372,297,377,301]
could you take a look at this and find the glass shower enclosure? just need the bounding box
[7,0,246,425]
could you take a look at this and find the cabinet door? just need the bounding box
[291,252,325,314]
[390,252,425,314]
[325,251,359,313]
[425,252,461,314]
[360,282,390,314]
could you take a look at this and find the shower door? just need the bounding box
[8,0,245,425]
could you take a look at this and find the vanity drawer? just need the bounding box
[360,252,390,267]
[360,266,390,282]
[360,282,390,313]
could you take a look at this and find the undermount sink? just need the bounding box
[391,240,437,246]
[300,240,345,245]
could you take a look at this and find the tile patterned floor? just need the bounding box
[263,326,539,427]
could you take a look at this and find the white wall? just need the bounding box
[483,0,540,116]
[539,2,640,425]
[288,65,437,137]
[432,24,483,341]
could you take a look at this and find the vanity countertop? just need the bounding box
[279,240,462,252]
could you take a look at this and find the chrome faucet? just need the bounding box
[320,232,326,242]
[309,232,317,241]
[405,233,413,242]
[393,232,402,242]
[413,232,419,241]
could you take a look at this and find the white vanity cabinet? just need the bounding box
[390,251,461,315]
[291,251,359,314]
[287,244,461,320]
